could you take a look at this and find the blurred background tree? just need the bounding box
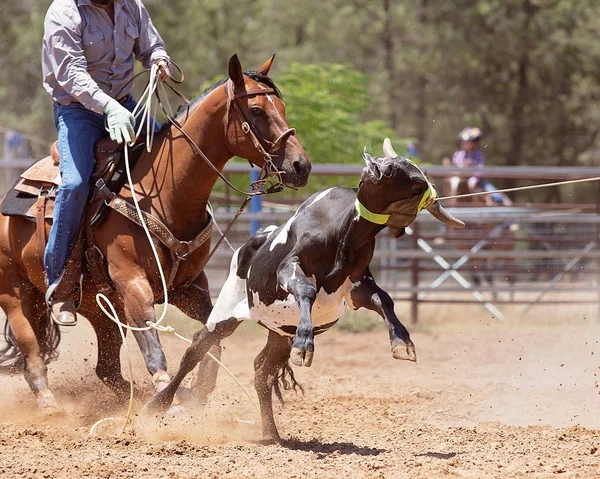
[1,0,600,200]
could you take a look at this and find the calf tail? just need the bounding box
[273,361,304,406]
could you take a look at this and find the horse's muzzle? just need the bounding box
[283,154,311,187]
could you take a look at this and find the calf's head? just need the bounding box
[357,138,464,237]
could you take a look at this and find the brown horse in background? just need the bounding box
[442,174,516,299]
[0,54,311,412]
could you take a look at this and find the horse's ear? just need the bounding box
[256,54,276,76]
[228,54,245,87]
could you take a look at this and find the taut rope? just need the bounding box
[436,175,600,202]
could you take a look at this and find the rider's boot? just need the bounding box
[45,233,84,327]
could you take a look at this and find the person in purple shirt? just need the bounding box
[452,127,507,205]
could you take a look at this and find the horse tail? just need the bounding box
[0,312,60,373]
[273,361,304,406]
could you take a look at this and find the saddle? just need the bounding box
[1,136,145,295]
[3,137,130,219]
[2,134,214,295]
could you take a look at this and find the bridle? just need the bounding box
[224,79,297,194]
[159,75,297,196]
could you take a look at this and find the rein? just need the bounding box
[157,78,296,197]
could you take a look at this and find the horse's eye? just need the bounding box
[250,107,264,118]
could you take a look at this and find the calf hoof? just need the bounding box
[391,341,417,362]
[290,347,313,367]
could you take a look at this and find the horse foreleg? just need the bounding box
[111,271,169,393]
[169,272,221,403]
[2,287,59,412]
[146,317,240,412]
[254,331,292,444]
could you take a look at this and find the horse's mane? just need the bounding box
[158,70,282,133]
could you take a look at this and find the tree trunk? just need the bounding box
[415,0,429,158]
[383,0,398,130]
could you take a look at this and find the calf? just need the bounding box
[148,139,464,442]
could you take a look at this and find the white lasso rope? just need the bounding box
[436,175,600,202]
[90,65,257,436]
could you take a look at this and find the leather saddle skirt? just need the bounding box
[1,137,143,220]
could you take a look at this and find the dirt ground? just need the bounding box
[2,302,600,478]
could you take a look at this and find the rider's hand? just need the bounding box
[104,99,135,144]
[155,59,170,82]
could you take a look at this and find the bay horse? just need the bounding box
[0,54,311,412]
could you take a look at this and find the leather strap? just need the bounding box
[35,194,48,271]
[101,188,213,289]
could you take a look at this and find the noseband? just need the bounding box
[225,79,296,193]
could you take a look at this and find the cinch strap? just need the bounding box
[354,198,391,225]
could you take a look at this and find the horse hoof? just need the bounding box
[36,391,60,411]
[290,347,313,367]
[256,432,281,445]
[392,342,417,362]
[39,404,66,417]
[166,404,187,417]
[152,371,171,393]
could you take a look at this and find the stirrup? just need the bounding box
[45,283,78,327]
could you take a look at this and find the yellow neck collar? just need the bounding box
[354,198,390,225]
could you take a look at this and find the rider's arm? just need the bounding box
[42,8,112,114]
[452,150,466,167]
[133,0,170,69]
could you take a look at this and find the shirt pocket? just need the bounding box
[82,27,105,64]
[123,22,139,54]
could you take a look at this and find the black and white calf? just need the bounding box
[148,139,464,442]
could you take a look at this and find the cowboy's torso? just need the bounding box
[42,0,159,108]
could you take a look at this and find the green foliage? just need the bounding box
[277,63,400,163]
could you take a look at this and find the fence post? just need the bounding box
[596,182,600,322]
[250,169,261,235]
[411,222,420,324]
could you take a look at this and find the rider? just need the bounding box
[452,127,508,206]
[42,0,171,326]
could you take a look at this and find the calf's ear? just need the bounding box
[362,148,381,180]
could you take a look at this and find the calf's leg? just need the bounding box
[254,331,292,443]
[146,317,240,412]
[278,256,316,367]
[350,272,417,361]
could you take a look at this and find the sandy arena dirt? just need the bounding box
[2,302,600,478]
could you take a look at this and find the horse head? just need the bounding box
[224,54,311,188]
[357,138,464,237]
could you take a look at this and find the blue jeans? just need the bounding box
[45,95,160,285]
[479,180,504,205]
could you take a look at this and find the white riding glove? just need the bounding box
[104,99,136,144]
